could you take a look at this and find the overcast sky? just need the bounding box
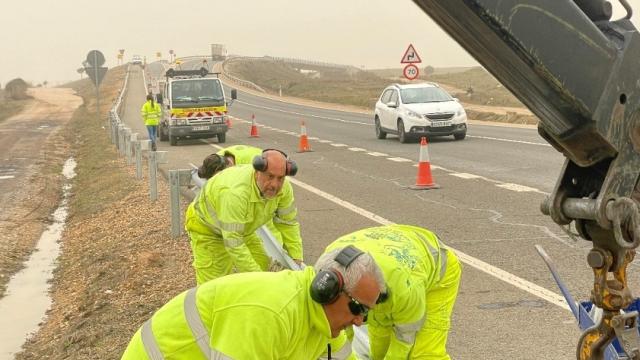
[1,0,638,86]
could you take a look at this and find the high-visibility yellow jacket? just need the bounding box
[121,267,334,359]
[324,224,446,359]
[185,164,303,271]
[216,145,262,166]
[141,100,162,126]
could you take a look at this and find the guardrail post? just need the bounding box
[110,113,118,145]
[169,169,193,238]
[127,132,137,165]
[117,124,125,155]
[149,151,168,201]
[136,140,150,179]
[124,128,131,161]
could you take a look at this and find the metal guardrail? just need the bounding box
[107,63,301,271]
[220,57,267,93]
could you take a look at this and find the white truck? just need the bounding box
[211,44,227,61]
[157,67,236,146]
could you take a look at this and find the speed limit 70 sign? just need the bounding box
[403,64,419,80]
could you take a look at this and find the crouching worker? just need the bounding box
[185,149,303,284]
[324,224,462,360]
[121,246,385,359]
[196,145,263,180]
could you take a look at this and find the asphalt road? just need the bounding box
[117,61,638,359]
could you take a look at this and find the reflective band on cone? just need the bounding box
[411,137,439,190]
[297,120,312,152]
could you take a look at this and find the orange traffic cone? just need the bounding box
[249,114,259,138]
[297,121,312,152]
[226,117,233,129]
[411,137,439,190]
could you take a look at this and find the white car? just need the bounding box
[131,55,143,65]
[374,83,467,143]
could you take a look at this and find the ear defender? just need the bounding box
[310,269,344,304]
[252,149,298,176]
[310,245,365,304]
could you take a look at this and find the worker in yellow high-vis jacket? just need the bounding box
[185,149,303,284]
[195,145,286,248]
[140,94,161,151]
[121,246,386,360]
[324,224,462,360]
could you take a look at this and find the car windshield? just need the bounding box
[400,87,452,104]
[171,79,223,103]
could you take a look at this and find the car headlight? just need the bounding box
[456,108,466,117]
[177,119,187,126]
[406,110,422,118]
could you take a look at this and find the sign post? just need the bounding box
[84,50,108,124]
[401,44,422,81]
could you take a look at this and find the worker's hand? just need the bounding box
[293,259,303,266]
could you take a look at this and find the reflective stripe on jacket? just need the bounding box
[185,164,303,270]
[121,267,333,359]
[216,145,262,166]
[141,100,162,126]
[324,224,447,359]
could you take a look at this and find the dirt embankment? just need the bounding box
[16,67,195,359]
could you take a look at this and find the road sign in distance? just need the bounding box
[401,44,422,64]
[86,50,105,67]
[403,64,420,80]
[85,67,108,86]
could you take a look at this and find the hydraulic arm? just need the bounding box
[411,0,640,358]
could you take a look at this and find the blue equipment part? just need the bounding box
[536,245,640,359]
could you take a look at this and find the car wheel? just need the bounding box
[454,131,466,140]
[375,117,387,139]
[170,136,178,146]
[217,132,226,143]
[398,120,409,143]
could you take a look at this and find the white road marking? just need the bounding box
[285,176,568,311]
[451,173,483,179]
[348,147,367,152]
[318,139,332,143]
[468,135,551,147]
[236,100,370,126]
[331,143,348,147]
[496,183,543,193]
[0,175,15,180]
[308,136,319,140]
[367,152,389,157]
[388,157,412,162]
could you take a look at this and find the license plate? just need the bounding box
[192,125,210,131]
[431,121,451,127]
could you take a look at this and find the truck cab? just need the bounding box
[158,67,237,146]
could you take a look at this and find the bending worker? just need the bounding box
[185,149,303,284]
[140,94,161,151]
[324,224,462,360]
[196,145,263,179]
[121,246,385,359]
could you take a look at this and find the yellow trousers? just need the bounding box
[370,249,462,359]
[188,231,270,285]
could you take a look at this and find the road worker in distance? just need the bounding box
[140,94,161,151]
[185,149,303,284]
[323,224,462,360]
[121,246,385,359]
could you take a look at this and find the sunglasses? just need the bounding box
[344,291,371,317]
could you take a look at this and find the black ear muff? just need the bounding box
[310,269,343,304]
[286,159,298,176]
[252,155,267,172]
[310,245,364,305]
[253,149,298,176]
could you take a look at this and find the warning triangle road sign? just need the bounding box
[401,44,422,64]
[85,66,108,87]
